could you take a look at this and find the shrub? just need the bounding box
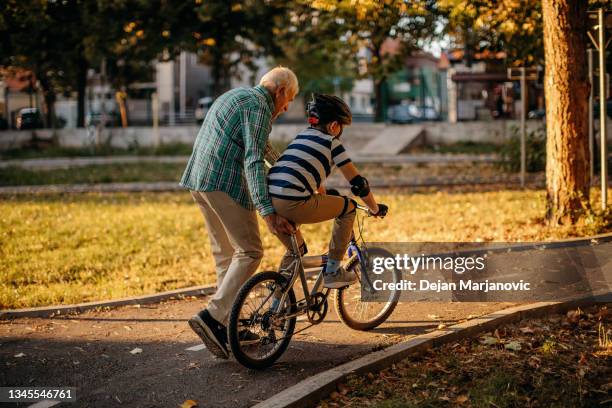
[499,125,547,172]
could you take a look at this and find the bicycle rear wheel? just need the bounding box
[334,247,401,331]
[228,271,296,369]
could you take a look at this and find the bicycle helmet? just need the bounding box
[307,93,352,126]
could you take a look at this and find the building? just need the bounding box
[442,49,544,122]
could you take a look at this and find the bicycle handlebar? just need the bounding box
[356,203,388,218]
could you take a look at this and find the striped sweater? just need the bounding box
[268,128,352,200]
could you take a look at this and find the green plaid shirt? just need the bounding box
[180,85,277,216]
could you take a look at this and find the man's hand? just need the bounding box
[263,213,295,235]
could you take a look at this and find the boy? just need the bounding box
[268,94,388,288]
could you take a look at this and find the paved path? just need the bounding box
[0,153,499,170]
[0,297,515,407]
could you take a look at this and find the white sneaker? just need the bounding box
[323,266,357,289]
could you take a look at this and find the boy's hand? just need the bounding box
[264,213,295,235]
[371,203,389,218]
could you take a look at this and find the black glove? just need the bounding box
[371,203,388,217]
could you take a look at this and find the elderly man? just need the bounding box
[180,67,298,359]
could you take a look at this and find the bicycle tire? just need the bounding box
[228,271,297,369]
[334,247,401,331]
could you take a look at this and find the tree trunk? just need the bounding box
[212,47,228,98]
[76,56,88,128]
[374,77,386,123]
[542,0,590,225]
[38,75,56,129]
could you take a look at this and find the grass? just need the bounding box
[1,161,519,187]
[0,142,195,159]
[1,189,611,309]
[0,163,186,186]
[319,304,611,407]
[423,141,501,155]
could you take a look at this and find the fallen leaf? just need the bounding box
[129,348,143,355]
[180,399,198,408]
[481,336,498,345]
[14,353,25,358]
[505,341,522,351]
[455,394,469,404]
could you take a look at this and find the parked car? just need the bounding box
[195,97,214,124]
[417,105,441,121]
[387,104,417,124]
[15,108,43,130]
[388,104,440,123]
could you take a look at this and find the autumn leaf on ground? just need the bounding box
[505,341,522,351]
[480,336,498,345]
[180,399,198,408]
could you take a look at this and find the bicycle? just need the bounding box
[227,204,402,369]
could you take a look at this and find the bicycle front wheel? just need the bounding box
[228,271,297,369]
[334,247,401,331]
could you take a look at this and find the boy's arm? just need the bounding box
[331,138,379,213]
[338,162,379,214]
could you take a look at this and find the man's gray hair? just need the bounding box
[259,66,299,96]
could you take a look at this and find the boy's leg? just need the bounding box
[273,195,356,260]
[328,204,357,260]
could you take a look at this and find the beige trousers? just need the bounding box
[272,194,356,269]
[191,191,263,325]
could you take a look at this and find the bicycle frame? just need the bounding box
[274,205,370,314]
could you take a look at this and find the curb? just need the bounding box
[0,284,216,319]
[253,294,611,408]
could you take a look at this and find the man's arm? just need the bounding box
[242,109,294,234]
[264,141,281,168]
[242,108,275,216]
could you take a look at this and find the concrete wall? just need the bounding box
[2,119,611,153]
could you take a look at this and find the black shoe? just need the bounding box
[188,310,229,359]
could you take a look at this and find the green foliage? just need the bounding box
[438,0,544,67]
[498,125,546,173]
[276,1,439,120]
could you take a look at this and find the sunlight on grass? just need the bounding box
[1,189,610,308]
